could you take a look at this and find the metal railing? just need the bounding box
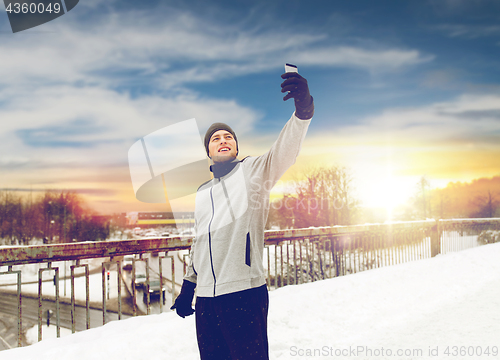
[0,237,191,349]
[0,218,499,349]
[264,218,500,289]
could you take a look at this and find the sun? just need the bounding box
[358,175,416,221]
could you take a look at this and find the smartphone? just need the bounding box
[285,63,298,73]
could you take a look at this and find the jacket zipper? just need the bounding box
[220,178,236,222]
[208,185,217,296]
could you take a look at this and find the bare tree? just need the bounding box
[267,166,359,229]
[0,189,110,245]
[413,176,431,220]
[469,190,499,218]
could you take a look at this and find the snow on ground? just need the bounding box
[3,243,500,360]
[25,325,74,346]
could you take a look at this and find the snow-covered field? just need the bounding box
[3,243,500,360]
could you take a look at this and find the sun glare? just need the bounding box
[361,176,415,220]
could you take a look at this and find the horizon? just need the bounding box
[3,173,500,218]
[1,0,500,215]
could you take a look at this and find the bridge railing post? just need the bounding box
[430,220,441,257]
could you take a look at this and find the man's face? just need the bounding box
[208,130,237,163]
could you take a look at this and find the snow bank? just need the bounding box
[3,243,500,360]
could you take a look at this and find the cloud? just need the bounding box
[300,92,500,153]
[16,119,112,148]
[0,2,432,171]
[292,47,432,71]
[0,5,432,92]
[282,92,500,206]
[0,85,261,172]
[427,0,500,16]
[0,2,437,211]
[327,93,500,145]
[0,187,116,196]
[435,24,500,39]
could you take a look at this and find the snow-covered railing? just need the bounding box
[1,218,499,350]
[264,218,500,289]
[264,220,437,288]
[0,236,192,349]
[438,218,500,254]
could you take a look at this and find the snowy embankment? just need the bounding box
[3,243,500,360]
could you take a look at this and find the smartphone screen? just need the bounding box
[285,63,298,73]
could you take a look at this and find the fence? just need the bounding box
[0,218,499,349]
[264,218,500,289]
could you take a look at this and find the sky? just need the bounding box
[3,241,500,359]
[1,0,500,214]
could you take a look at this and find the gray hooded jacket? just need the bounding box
[184,112,311,297]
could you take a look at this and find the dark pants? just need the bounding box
[195,285,269,360]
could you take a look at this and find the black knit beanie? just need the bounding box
[204,122,238,157]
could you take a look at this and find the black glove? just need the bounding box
[281,72,314,120]
[170,280,196,318]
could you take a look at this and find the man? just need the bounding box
[171,69,314,360]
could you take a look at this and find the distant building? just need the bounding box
[126,211,194,228]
